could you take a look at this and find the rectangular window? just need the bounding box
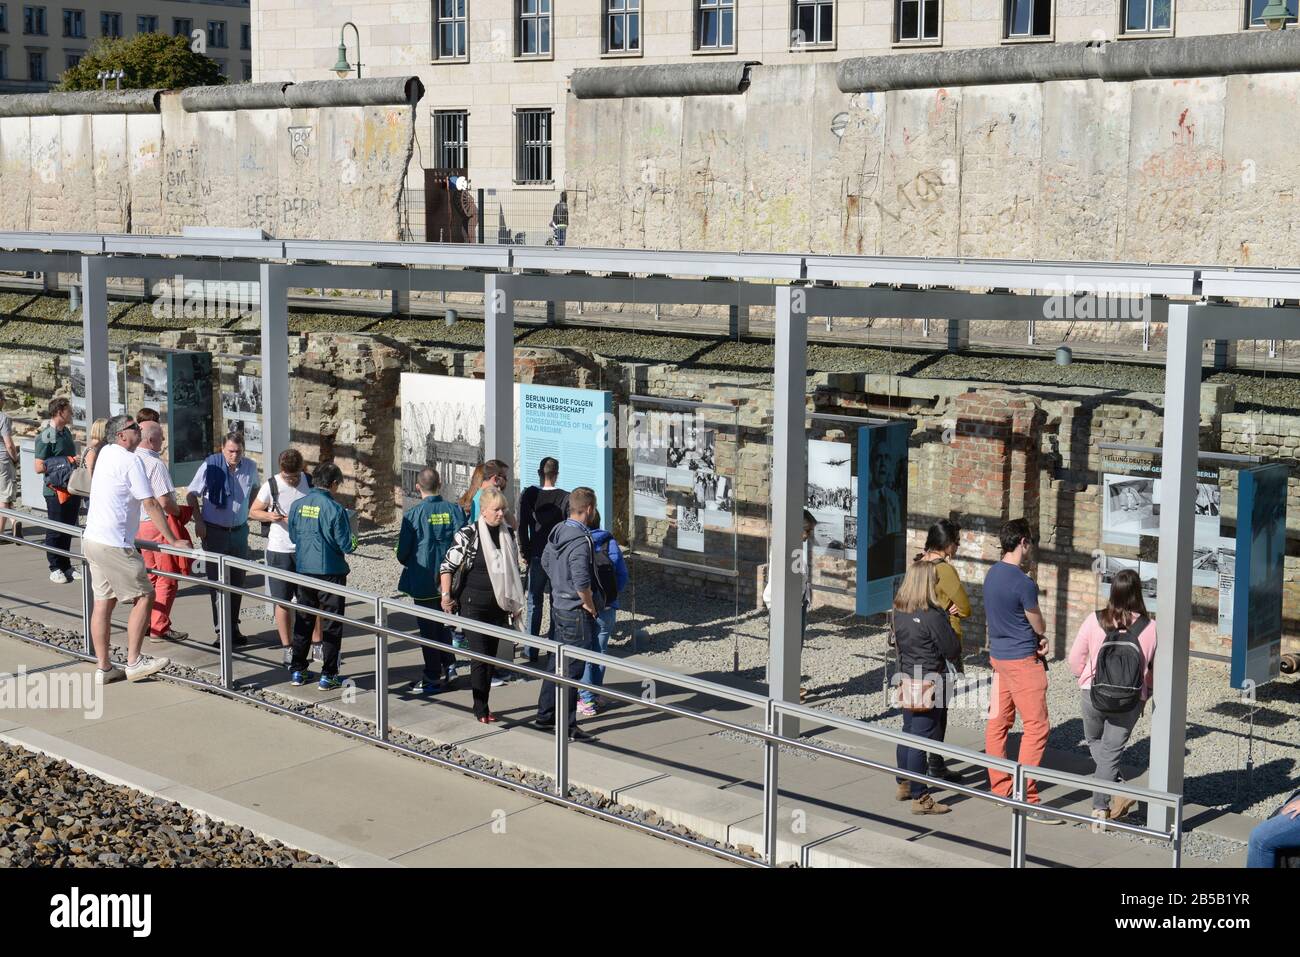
[1247,0,1296,25]
[696,0,734,49]
[0,5,7,32]
[137,14,157,33]
[434,109,469,170]
[515,108,552,184]
[23,5,45,35]
[100,11,120,36]
[172,17,191,37]
[240,22,249,49]
[516,0,550,56]
[64,50,79,67]
[242,59,251,80]
[895,0,940,41]
[28,47,43,79]
[0,48,6,77]
[61,8,81,36]
[215,58,226,76]
[207,20,226,47]
[792,0,833,46]
[1005,0,1050,36]
[604,0,640,52]
[434,0,467,58]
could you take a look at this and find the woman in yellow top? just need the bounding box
[920,519,970,784]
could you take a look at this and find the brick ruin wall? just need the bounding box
[3,333,1298,659]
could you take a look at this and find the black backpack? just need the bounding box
[592,539,618,605]
[1090,614,1150,714]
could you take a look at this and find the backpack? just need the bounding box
[1090,614,1150,714]
[263,472,312,536]
[593,539,618,605]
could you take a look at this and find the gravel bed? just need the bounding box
[0,742,331,867]
[6,291,1300,408]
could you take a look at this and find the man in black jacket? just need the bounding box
[518,457,568,664]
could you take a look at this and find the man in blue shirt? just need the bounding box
[982,517,1058,823]
[186,432,259,647]
[287,462,356,690]
[536,486,601,739]
[396,467,465,694]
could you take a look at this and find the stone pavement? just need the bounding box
[0,527,1249,867]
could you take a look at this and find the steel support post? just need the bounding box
[218,558,233,689]
[762,699,779,865]
[259,263,291,463]
[483,274,515,466]
[80,255,110,424]
[769,286,808,738]
[1148,303,1200,833]
[555,647,568,797]
[375,599,389,740]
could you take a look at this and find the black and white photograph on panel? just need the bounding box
[634,472,668,520]
[70,354,123,427]
[1099,555,1158,601]
[224,417,263,454]
[142,353,169,406]
[399,373,485,508]
[666,419,714,487]
[695,469,734,529]
[1102,474,1159,546]
[807,439,853,557]
[235,374,263,415]
[676,503,704,553]
[631,410,668,470]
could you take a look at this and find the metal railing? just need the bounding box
[0,505,1184,868]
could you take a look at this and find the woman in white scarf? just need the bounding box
[439,486,526,723]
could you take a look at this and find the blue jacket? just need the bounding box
[590,528,629,611]
[287,488,355,575]
[396,495,465,600]
[541,518,601,613]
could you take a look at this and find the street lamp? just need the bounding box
[333,22,362,78]
[1259,0,1292,29]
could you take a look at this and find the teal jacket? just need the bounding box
[287,488,355,575]
[396,495,466,600]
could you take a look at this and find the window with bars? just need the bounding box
[1004,0,1050,36]
[515,108,552,184]
[696,0,734,49]
[137,14,156,33]
[434,0,467,58]
[172,17,190,36]
[434,110,469,171]
[604,0,640,53]
[792,0,833,46]
[23,5,45,35]
[1246,0,1295,26]
[896,0,939,41]
[516,0,551,56]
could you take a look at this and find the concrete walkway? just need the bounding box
[0,528,1249,867]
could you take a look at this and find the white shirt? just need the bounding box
[136,447,173,501]
[84,443,155,549]
[254,472,312,553]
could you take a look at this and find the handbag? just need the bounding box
[66,462,92,498]
[896,674,937,712]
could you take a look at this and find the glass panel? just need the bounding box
[540,0,550,12]
[1009,0,1030,34]
[721,8,733,44]
[522,0,536,14]
[457,0,466,15]
[1031,0,1051,34]
[1125,0,1147,30]
[540,14,550,52]
[440,0,453,18]
[922,0,938,37]
[629,13,639,46]
[629,0,640,8]
[901,0,919,38]
[700,8,717,45]
[610,14,624,48]
[610,0,624,10]
[1249,0,1266,22]
[819,2,833,41]
[797,4,814,42]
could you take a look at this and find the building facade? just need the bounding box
[251,0,1297,221]
[0,0,252,92]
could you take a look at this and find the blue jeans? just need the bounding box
[897,707,945,799]
[414,598,454,683]
[1247,805,1300,868]
[523,557,549,660]
[536,606,593,728]
[580,607,616,705]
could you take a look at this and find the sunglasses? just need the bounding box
[118,423,140,434]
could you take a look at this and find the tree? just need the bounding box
[56,33,226,92]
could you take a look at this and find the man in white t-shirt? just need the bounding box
[82,414,181,684]
[0,391,19,542]
[249,448,322,669]
[135,421,193,643]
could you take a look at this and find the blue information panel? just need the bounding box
[517,384,614,529]
[856,420,911,616]
[1230,463,1287,689]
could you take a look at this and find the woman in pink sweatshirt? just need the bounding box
[1067,569,1158,829]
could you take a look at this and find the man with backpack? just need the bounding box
[1067,567,1158,829]
[578,507,628,716]
[32,397,82,584]
[536,486,601,738]
[517,456,568,669]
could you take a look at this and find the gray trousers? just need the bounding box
[1080,691,1145,810]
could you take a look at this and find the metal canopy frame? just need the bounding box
[0,230,1292,824]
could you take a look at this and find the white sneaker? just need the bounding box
[70,569,83,581]
[490,676,507,688]
[94,665,125,684]
[50,569,71,584]
[125,654,169,682]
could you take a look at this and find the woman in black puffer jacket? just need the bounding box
[892,559,962,816]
